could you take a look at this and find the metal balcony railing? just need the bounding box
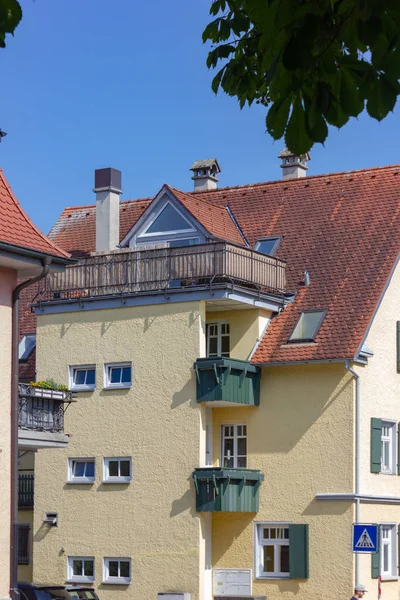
[36,242,286,302]
[18,384,73,433]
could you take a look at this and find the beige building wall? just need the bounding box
[212,363,356,600]
[33,301,207,599]
[0,267,16,600]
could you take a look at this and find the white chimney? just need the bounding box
[190,158,221,192]
[94,168,122,253]
[278,148,310,179]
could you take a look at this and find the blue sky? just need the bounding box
[1,0,399,234]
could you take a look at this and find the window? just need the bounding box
[381,422,396,474]
[221,424,247,468]
[70,366,96,391]
[67,556,95,583]
[380,525,397,579]
[103,558,131,584]
[169,238,198,247]
[289,309,326,342]
[18,524,30,565]
[256,524,290,578]
[145,203,193,234]
[104,363,132,389]
[19,335,36,361]
[103,457,132,483]
[207,323,230,358]
[255,237,281,257]
[68,458,95,484]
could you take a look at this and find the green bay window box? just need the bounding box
[193,467,264,512]
[194,357,261,406]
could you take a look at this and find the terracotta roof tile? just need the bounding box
[0,170,70,259]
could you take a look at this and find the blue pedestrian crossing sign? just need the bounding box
[352,524,378,554]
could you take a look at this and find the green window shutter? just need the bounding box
[371,546,380,579]
[371,418,382,473]
[397,321,400,372]
[289,524,309,579]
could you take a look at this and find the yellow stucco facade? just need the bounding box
[30,259,400,600]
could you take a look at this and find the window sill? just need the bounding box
[256,575,290,580]
[70,387,95,393]
[66,579,94,584]
[103,385,132,390]
[101,580,131,585]
[102,479,131,484]
[66,480,95,485]
[380,576,398,582]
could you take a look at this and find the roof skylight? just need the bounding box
[19,334,36,361]
[255,237,280,256]
[289,310,326,343]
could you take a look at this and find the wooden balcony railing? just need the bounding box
[37,242,286,302]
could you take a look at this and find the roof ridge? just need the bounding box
[61,197,152,213]
[0,170,71,258]
[189,163,400,195]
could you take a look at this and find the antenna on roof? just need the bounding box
[0,129,7,142]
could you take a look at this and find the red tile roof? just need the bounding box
[0,170,70,259]
[36,164,400,365]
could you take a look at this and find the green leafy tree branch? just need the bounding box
[203,0,400,154]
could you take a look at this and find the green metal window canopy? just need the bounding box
[194,357,261,406]
[193,467,264,512]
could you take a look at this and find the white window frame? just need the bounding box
[104,362,132,389]
[254,237,281,257]
[103,457,132,483]
[381,421,397,474]
[67,556,95,583]
[69,365,96,392]
[68,458,95,484]
[102,557,131,584]
[221,423,247,468]
[139,200,196,239]
[380,524,397,580]
[206,322,230,358]
[254,522,291,579]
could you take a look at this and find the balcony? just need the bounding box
[194,357,261,406]
[18,474,34,508]
[18,384,73,449]
[193,467,264,512]
[36,242,286,305]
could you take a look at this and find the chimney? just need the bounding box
[190,158,221,192]
[94,168,122,253]
[278,148,310,179]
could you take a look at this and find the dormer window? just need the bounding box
[289,309,326,343]
[255,237,281,257]
[145,203,192,234]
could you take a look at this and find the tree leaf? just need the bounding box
[282,36,313,71]
[266,96,292,140]
[284,96,313,155]
[211,68,225,94]
[367,75,397,120]
[340,69,364,117]
[307,111,329,145]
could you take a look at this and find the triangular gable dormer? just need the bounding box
[120,186,209,248]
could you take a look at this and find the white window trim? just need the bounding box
[379,523,398,580]
[103,457,132,483]
[102,557,131,585]
[67,458,95,484]
[381,420,397,475]
[221,423,247,468]
[139,200,197,238]
[104,362,132,390]
[66,556,95,583]
[206,322,230,358]
[69,365,96,392]
[254,522,291,580]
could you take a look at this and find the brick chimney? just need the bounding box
[279,149,310,179]
[94,168,122,253]
[190,159,221,192]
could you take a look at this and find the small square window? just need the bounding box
[104,363,132,389]
[103,558,131,584]
[68,458,95,484]
[103,457,132,483]
[70,366,96,391]
[19,335,36,361]
[67,556,95,583]
[289,309,326,343]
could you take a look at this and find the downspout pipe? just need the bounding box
[345,360,361,588]
[10,257,51,600]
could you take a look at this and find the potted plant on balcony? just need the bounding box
[27,379,69,400]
